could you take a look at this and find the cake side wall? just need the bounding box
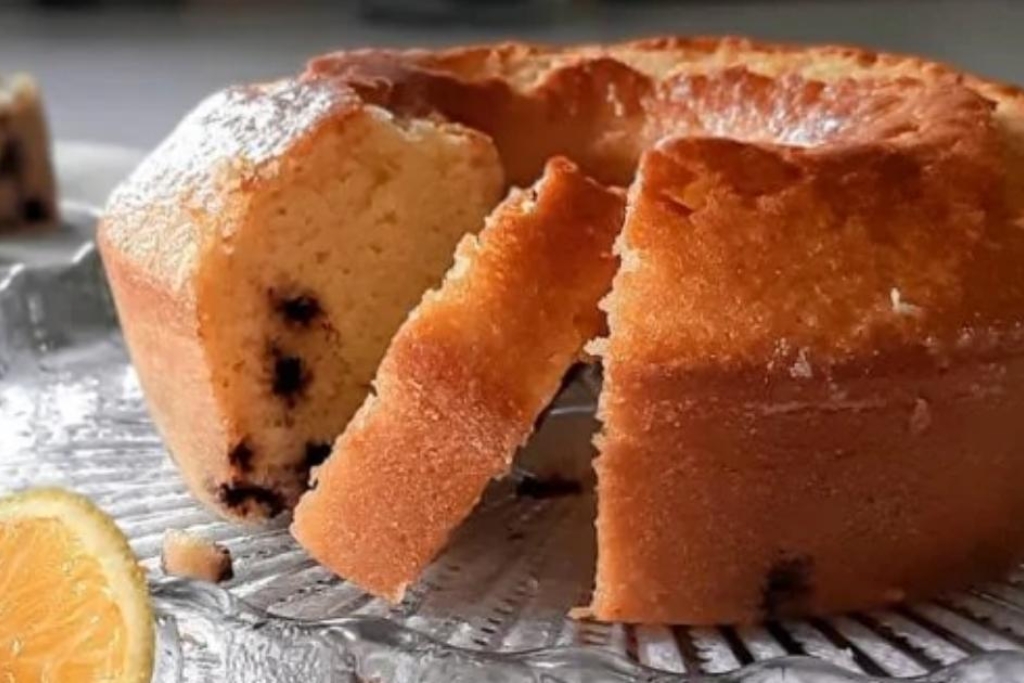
[592,353,1024,624]
[98,231,243,520]
[589,68,1024,623]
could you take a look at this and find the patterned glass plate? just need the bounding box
[5,209,1024,682]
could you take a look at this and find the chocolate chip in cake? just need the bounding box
[215,551,234,582]
[216,482,286,518]
[761,554,814,620]
[304,440,333,469]
[272,291,323,327]
[21,198,48,223]
[227,439,255,473]
[270,348,310,400]
[515,474,583,499]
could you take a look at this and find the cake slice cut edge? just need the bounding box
[99,79,505,521]
[291,157,625,600]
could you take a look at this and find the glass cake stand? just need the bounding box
[5,202,1024,682]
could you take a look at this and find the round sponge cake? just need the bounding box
[101,37,1024,623]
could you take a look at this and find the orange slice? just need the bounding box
[0,488,154,683]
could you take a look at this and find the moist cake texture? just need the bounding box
[100,79,502,520]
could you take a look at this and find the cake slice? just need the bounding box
[292,158,624,600]
[99,79,504,520]
[0,74,56,230]
[161,529,234,583]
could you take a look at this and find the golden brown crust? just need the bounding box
[307,45,651,186]
[610,92,1005,368]
[593,353,1024,624]
[98,242,234,516]
[291,158,624,599]
[305,36,1024,189]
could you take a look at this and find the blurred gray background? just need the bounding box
[0,0,1021,151]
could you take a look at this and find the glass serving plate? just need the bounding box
[5,208,1024,683]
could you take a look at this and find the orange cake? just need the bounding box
[292,158,623,599]
[102,37,1024,623]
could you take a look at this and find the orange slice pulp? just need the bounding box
[0,488,154,682]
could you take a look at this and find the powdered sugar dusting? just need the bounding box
[107,79,356,214]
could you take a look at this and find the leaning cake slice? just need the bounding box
[292,158,624,600]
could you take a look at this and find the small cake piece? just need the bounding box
[0,74,56,230]
[292,158,624,600]
[160,529,233,583]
